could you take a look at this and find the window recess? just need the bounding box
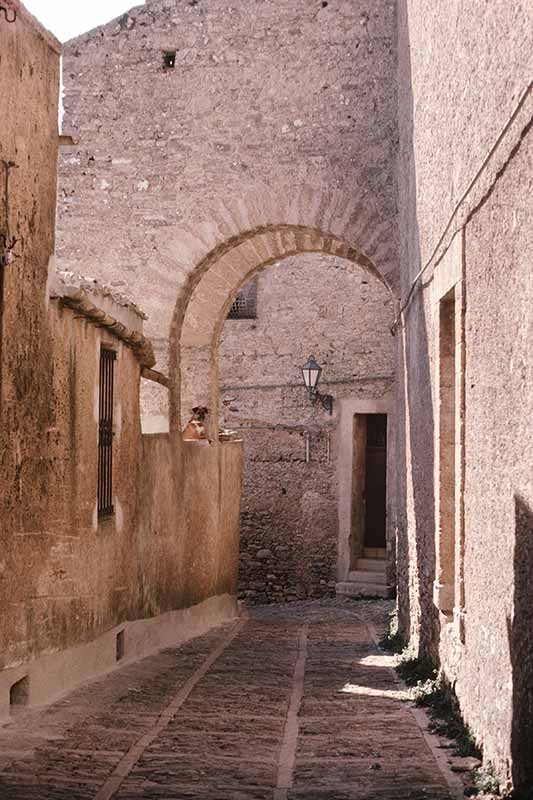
[98,348,116,519]
[227,278,258,320]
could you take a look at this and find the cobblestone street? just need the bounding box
[0,601,460,800]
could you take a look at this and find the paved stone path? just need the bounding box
[0,602,460,799]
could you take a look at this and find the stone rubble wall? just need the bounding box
[238,431,337,604]
[219,253,394,603]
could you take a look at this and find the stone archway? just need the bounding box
[167,206,399,598]
[177,226,392,437]
[213,250,396,602]
[170,228,397,439]
[157,182,398,431]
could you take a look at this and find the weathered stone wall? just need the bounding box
[460,131,532,790]
[1,301,142,666]
[0,7,243,719]
[137,434,243,613]
[0,3,62,667]
[56,0,399,396]
[396,0,533,788]
[219,253,394,603]
[1,279,243,708]
[0,8,152,681]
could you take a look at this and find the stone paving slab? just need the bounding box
[288,791,453,800]
[0,601,460,800]
[290,610,455,800]
[116,785,275,800]
[0,627,229,798]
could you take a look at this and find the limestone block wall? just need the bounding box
[56,0,400,401]
[219,253,394,603]
[396,0,533,787]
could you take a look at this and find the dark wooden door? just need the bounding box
[364,414,387,548]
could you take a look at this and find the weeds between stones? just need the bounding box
[409,671,481,759]
[377,614,533,798]
[470,762,502,796]
[380,609,481,760]
[378,608,406,653]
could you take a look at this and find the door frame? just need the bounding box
[335,393,395,582]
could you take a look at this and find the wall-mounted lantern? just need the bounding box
[301,355,333,415]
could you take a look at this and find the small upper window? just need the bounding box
[163,51,176,69]
[228,278,258,320]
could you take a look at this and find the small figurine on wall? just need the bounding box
[182,406,209,441]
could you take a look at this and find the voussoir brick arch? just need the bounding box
[167,184,399,436]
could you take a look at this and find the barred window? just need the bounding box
[227,278,258,320]
[98,348,116,519]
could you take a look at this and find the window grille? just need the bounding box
[227,278,258,319]
[98,348,116,518]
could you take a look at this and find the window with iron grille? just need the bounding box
[98,348,116,519]
[227,278,258,319]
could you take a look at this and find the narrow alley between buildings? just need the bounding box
[2,2,532,796]
[0,601,459,800]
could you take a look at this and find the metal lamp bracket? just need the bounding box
[307,388,333,415]
[318,392,334,415]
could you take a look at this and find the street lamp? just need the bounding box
[301,355,333,414]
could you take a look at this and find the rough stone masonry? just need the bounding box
[57,0,399,395]
[219,253,394,603]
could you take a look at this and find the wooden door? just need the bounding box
[364,414,387,548]
[350,414,367,566]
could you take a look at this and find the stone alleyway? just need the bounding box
[0,602,460,800]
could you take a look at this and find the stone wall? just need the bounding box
[219,253,394,603]
[1,297,143,667]
[396,0,533,788]
[0,3,62,668]
[460,131,532,790]
[0,6,243,720]
[137,434,243,614]
[1,272,243,719]
[56,0,399,397]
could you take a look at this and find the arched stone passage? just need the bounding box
[132,180,398,428]
[173,223,396,438]
[217,251,396,602]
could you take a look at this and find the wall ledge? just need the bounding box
[50,273,156,368]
